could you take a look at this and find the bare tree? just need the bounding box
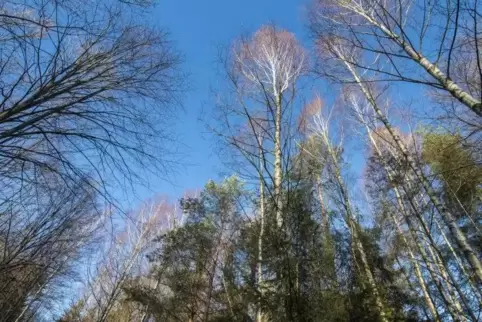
[0,0,183,208]
[230,25,306,228]
[345,90,477,320]
[305,101,389,322]
[208,26,306,321]
[310,0,482,116]
[297,96,329,231]
[68,198,179,322]
[313,34,482,288]
[0,1,183,319]
[0,176,103,321]
[351,88,482,313]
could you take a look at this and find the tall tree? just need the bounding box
[230,24,306,228]
[304,101,389,322]
[311,32,482,286]
[123,177,247,322]
[310,0,482,116]
[0,0,182,206]
[0,177,101,321]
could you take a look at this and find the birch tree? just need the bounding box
[305,102,389,322]
[66,199,178,322]
[314,34,482,287]
[346,90,479,320]
[210,25,306,320]
[231,25,306,228]
[310,0,482,116]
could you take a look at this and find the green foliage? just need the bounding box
[140,174,415,321]
[422,131,482,213]
[292,136,326,182]
[124,177,248,321]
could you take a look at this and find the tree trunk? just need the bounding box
[325,141,388,322]
[348,216,388,322]
[353,85,476,319]
[316,175,329,232]
[274,91,283,228]
[257,143,266,322]
[357,11,482,116]
[337,54,482,285]
[364,128,441,319]
[387,189,440,320]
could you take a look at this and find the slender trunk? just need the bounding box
[425,239,469,319]
[98,251,141,322]
[316,175,328,232]
[257,143,266,322]
[359,105,472,320]
[357,12,482,116]
[395,193,465,320]
[404,239,440,321]
[397,126,482,284]
[400,173,475,320]
[434,217,482,302]
[388,211,440,321]
[415,232,464,320]
[221,268,235,318]
[203,246,220,322]
[14,268,59,322]
[348,216,388,322]
[407,194,474,320]
[337,54,482,284]
[395,256,434,322]
[325,141,388,322]
[365,129,440,319]
[274,91,283,228]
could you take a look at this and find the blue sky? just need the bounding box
[130,0,313,202]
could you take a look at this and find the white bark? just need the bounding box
[330,43,482,285]
[346,86,478,320]
[257,134,266,322]
[359,120,440,321]
[233,25,306,230]
[320,0,482,116]
[274,91,283,228]
[311,113,388,322]
[85,200,174,322]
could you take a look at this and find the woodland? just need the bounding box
[0,0,481,321]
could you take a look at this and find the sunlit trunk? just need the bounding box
[350,86,477,319]
[257,141,266,322]
[344,4,482,116]
[337,52,482,285]
[365,129,440,320]
[324,140,388,322]
[316,175,328,232]
[274,91,283,228]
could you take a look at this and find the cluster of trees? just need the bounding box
[0,0,481,321]
[0,0,181,320]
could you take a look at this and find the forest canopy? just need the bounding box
[0,0,481,321]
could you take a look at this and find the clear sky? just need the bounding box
[131,0,313,202]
